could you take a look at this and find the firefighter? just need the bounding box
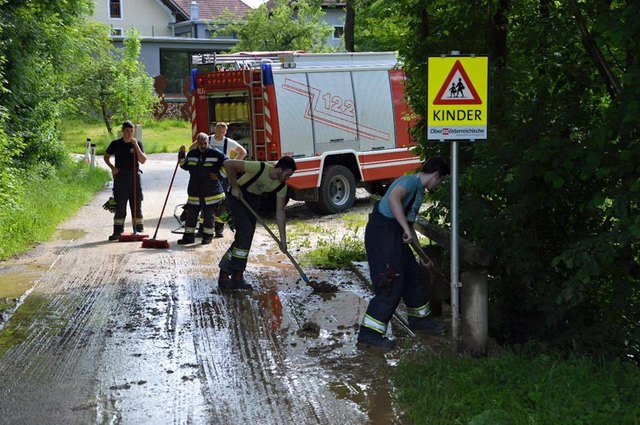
[104,120,147,241]
[357,156,450,349]
[209,122,247,238]
[218,156,297,290]
[177,132,228,245]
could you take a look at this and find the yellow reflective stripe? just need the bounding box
[203,227,214,235]
[406,303,431,318]
[362,314,387,334]
[185,227,197,233]
[204,193,225,205]
[134,218,144,225]
[187,161,197,166]
[114,218,125,225]
[179,159,187,166]
[231,248,249,259]
[214,216,224,224]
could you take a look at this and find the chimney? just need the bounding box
[190,1,199,21]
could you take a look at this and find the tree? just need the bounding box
[397,0,640,360]
[65,25,158,135]
[214,0,333,52]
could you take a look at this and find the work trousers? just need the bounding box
[218,190,260,273]
[113,171,143,232]
[360,205,431,335]
[183,201,216,237]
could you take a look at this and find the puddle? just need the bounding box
[55,228,87,241]
[0,268,43,326]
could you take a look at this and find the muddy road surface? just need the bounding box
[0,154,427,424]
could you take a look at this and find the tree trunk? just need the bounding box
[568,0,622,99]
[490,0,509,69]
[344,0,355,52]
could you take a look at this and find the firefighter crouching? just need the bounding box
[218,156,297,291]
[177,132,228,245]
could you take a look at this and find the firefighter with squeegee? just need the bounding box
[177,132,228,245]
[218,156,297,291]
[104,120,147,241]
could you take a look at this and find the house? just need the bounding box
[89,0,345,100]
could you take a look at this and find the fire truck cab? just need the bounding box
[190,51,420,213]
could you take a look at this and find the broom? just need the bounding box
[119,141,149,242]
[142,155,181,249]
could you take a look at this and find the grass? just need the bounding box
[61,117,191,155]
[394,350,640,425]
[0,161,110,260]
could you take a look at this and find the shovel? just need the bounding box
[142,156,180,249]
[237,196,319,287]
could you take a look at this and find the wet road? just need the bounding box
[0,154,411,424]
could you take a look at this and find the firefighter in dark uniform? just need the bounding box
[177,132,228,245]
[357,156,450,349]
[104,120,147,240]
[218,156,297,291]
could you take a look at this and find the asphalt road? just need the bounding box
[0,154,412,425]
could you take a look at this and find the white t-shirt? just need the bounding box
[209,136,243,159]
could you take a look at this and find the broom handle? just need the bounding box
[238,196,309,283]
[151,158,180,240]
[132,145,138,233]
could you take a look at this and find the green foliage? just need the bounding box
[394,351,640,424]
[64,25,158,135]
[213,0,334,52]
[60,117,190,155]
[352,0,408,52]
[304,230,366,268]
[0,160,110,260]
[394,0,640,360]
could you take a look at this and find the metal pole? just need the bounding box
[90,144,96,171]
[451,140,460,343]
[449,50,460,345]
[85,138,91,164]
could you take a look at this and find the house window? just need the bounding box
[109,0,122,19]
[333,26,344,39]
[111,27,123,36]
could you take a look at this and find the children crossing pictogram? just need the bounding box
[433,60,481,105]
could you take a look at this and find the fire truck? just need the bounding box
[190,51,421,213]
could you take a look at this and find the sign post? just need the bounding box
[427,53,488,345]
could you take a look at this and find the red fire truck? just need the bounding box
[190,51,421,213]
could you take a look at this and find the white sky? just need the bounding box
[239,0,269,8]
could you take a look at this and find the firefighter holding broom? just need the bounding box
[104,120,147,241]
[357,156,450,350]
[177,132,228,245]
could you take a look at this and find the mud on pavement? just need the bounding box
[0,153,444,424]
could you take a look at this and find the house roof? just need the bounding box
[172,0,252,20]
[265,0,345,9]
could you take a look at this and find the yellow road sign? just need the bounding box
[427,56,488,141]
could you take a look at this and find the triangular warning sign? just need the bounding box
[433,60,482,105]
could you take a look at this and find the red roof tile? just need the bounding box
[174,0,252,20]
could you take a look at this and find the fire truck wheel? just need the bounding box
[318,165,356,214]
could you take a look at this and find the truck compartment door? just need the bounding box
[273,73,315,157]
[352,70,395,150]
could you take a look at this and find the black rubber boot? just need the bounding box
[177,234,195,245]
[195,226,204,238]
[230,271,253,291]
[408,316,445,335]
[218,270,232,290]
[201,236,213,245]
[357,328,396,350]
[135,224,144,233]
[108,225,124,241]
[214,222,224,238]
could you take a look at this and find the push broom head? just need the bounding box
[118,231,150,242]
[141,237,170,249]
